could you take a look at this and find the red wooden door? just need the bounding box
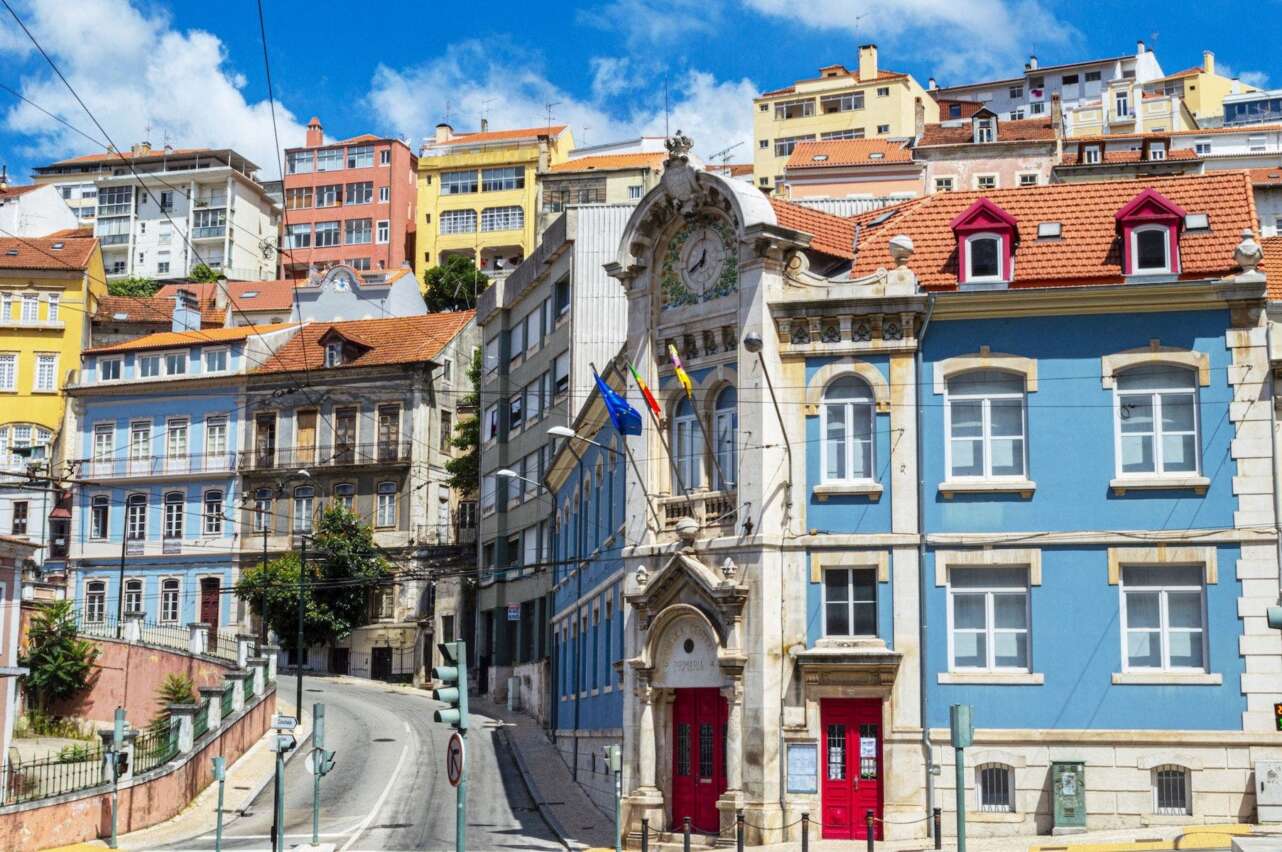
[670,687,727,833]
[200,577,220,647]
[821,698,884,840]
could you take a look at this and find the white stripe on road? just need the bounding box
[337,720,413,852]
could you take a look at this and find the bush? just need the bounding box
[19,601,99,714]
[19,709,91,740]
[148,673,196,738]
[56,743,94,763]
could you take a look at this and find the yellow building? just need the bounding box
[1066,76,1199,137]
[1143,50,1257,124]
[416,123,573,278]
[0,232,104,559]
[752,44,939,192]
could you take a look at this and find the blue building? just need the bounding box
[67,291,301,638]
[550,144,1282,846]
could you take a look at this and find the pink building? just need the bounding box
[915,109,1061,193]
[281,117,418,278]
[0,534,34,762]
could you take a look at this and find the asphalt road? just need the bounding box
[162,674,562,851]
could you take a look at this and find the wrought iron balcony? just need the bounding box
[239,440,412,472]
[85,453,236,479]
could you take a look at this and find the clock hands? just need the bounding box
[688,248,707,274]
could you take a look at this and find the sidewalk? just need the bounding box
[471,693,616,851]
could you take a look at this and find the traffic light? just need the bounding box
[1275,703,1282,733]
[317,749,337,775]
[1268,606,1282,630]
[432,640,469,731]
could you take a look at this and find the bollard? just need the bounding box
[641,817,649,852]
[866,809,875,852]
[801,812,809,852]
[736,809,744,852]
[683,816,691,852]
[933,807,942,850]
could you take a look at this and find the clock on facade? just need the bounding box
[679,226,727,294]
[661,216,738,311]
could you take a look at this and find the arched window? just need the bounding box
[965,232,1005,281]
[714,387,737,490]
[160,578,180,623]
[822,376,875,482]
[203,490,224,535]
[671,397,703,490]
[946,370,1026,479]
[125,493,147,540]
[1115,365,1198,476]
[334,483,356,511]
[124,579,143,616]
[294,485,315,532]
[163,491,184,539]
[1133,224,1172,274]
[85,580,106,623]
[977,763,1015,813]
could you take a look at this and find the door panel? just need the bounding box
[670,688,727,833]
[334,408,357,464]
[821,698,883,840]
[296,410,318,465]
[199,578,220,647]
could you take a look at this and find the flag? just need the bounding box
[668,344,694,399]
[628,361,662,417]
[594,368,643,436]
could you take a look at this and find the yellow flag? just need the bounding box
[668,344,693,399]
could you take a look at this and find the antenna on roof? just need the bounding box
[664,73,671,138]
[544,101,560,131]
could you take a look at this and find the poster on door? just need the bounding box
[859,737,876,758]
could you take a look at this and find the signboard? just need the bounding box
[860,737,877,758]
[506,603,521,622]
[785,742,818,794]
[269,733,296,753]
[447,731,466,787]
[272,714,298,731]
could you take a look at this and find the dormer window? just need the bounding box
[1083,145,1102,165]
[950,198,1019,289]
[325,342,343,367]
[974,117,995,143]
[1115,188,1185,277]
[1148,142,1166,161]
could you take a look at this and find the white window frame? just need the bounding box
[820,378,876,484]
[34,353,57,392]
[123,578,143,616]
[253,488,272,532]
[1148,142,1167,161]
[963,232,1008,285]
[90,494,110,540]
[376,220,390,244]
[293,485,315,532]
[1119,566,1207,673]
[713,391,737,491]
[46,293,59,322]
[1113,366,1200,478]
[85,580,107,623]
[324,342,343,367]
[203,346,229,374]
[163,490,184,539]
[160,577,181,623]
[1130,224,1173,274]
[162,349,187,376]
[1115,89,1130,117]
[99,357,122,382]
[934,177,955,193]
[0,352,16,391]
[671,407,704,491]
[203,489,224,535]
[379,185,390,203]
[1153,765,1191,815]
[821,566,878,637]
[946,565,1031,672]
[139,353,161,379]
[1083,145,1102,165]
[20,294,38,323]
[977,764,1016,813]
[944,371,1027,480]
[1017,172,1039,187]
[973,173,998,190]
[376,481,398,528]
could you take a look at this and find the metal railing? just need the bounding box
[220,684,234,719]
[192,225,226,239]
[239,440,412,471]
[137,621,189,650]
[0,744,104,805]
[132,726,178,775]
[75,612,119,638]
[243,674,255,702]
[192,699,210,741]
[85,452,237,479]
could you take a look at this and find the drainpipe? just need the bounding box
[1268,323,1282,587]
[915,293,938,833]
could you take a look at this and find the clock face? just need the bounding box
[679,226,727,295]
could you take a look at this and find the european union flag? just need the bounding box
[594,368,643,436]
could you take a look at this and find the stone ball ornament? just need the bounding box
[675,516,700,544]
[888,234,915,266]
[1235,228,1263,274]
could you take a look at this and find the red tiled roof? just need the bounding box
[85,321,301,355]
[843,172,1257,289]
[0,184,44,201]
[46,147,214,166]
[0,236,96,271]
[769,199,855,259]
[434,126,568,146]
[46,226,94,240]
[0,533,38,550]
[785,139,915,170]
[918,118,1058,147]
[1061,148,1199,166]
[93,294,226,328]
[336,133,381,145]
[1249,168,1282,186]
[706,163,754,177]
[1261,236,1282,300]
[154,279,301,314]
[759,68,908,98]
[546,153,665,173]
[1154,66,1205,81]
[255,313,474,374]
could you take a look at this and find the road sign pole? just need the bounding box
[434,640,469,852]
[275,748,285,852]
[110,707,124,849]
[212,756,226,852]
[457,733,467,852]
[312,703,325,846]
[950,705,974,852]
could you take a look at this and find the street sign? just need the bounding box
[269,733,297,753]
[506,603,520,621]
[272,714,298,730]
[447,731,465,787]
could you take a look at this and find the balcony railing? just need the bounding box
[239,440,411,471]
[192,226,226,239]
[85,453,236,479]
[658,490,738,535]
[97,233,129,246]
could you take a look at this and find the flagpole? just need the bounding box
[590,362,666,533]
[628,359,689,498]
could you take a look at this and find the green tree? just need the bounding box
[445,347,481,493]
[189,263,220,282]
[423,255,490,312]
[234,506,392,651]
[107,275,159,296]
[19,600,99,712]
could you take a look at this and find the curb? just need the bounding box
[497,724,585,851]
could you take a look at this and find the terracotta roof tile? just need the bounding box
[0,184,44,201]
[769,199,855,259]
[844,172,1256,290]
[0,236,96,271]
[1061,148,1199,166]
[758,68,908,98]
[918,117,1058,146]
[1262,236,1282,300]
[705,163,754,177]
[933,99,987,119]
[785,138,914,170]
[45,147,214,167]
[255,313,474,374]
[546,152,666,173]
[1249,168,1282,186]
[93,294,227,328]
[154,279,301,314]
[433,126,567,146]
[46,226,94,239]
[85,321,300,355]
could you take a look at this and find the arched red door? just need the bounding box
[670,687,727,833]
[821,698,884,840]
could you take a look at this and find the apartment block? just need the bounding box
[281,117,418,277]
[538,137,670,234]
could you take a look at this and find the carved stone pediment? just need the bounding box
[626,549,748,631]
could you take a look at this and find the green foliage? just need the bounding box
[19,600,98,713]
[423,255,490,312]
[445,347,482,493]
[107,275,159,297]
[20,708,91,740]
[235,505,392,651]
[189,263,220,282]
[56,743,94,763]
[149,673,196,737]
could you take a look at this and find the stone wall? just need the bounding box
[555,729,623,815]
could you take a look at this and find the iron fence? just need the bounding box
[192,699,210,741]
[0,743,104,805]
[137,621,189,651]
[75,612,120,639]
[220,684,234,719]
[132,726,178,776]
[243,674,255,702]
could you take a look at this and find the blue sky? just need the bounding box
[0,0,1273,181]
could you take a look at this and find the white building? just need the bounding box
[32,143,280,282]
[932,42,1164,133]
[0,183,79,237]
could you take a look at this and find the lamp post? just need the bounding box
[547,426,663,531]
[546,426,587,781]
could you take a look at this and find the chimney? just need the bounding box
[481,117,489,133]
[435,123,454,144]
[306,116,323,148]
[914,97,925,141]
[1202,50,1215,75]
[1050,93,1063,136]
[1027,54,1038,70]
[172,289,200,333]
[130,141,152,156]
[928,77,937,91]
[1136,39,1146,55]
[213,276,228,311]
[0,165,7,192]
[858,44,878,81]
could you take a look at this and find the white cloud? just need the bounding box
[741,0,1081,81]
[1217,62,1270,90]
[576,0,721,50]
[0,0,307,175]
[368,42,756,162]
